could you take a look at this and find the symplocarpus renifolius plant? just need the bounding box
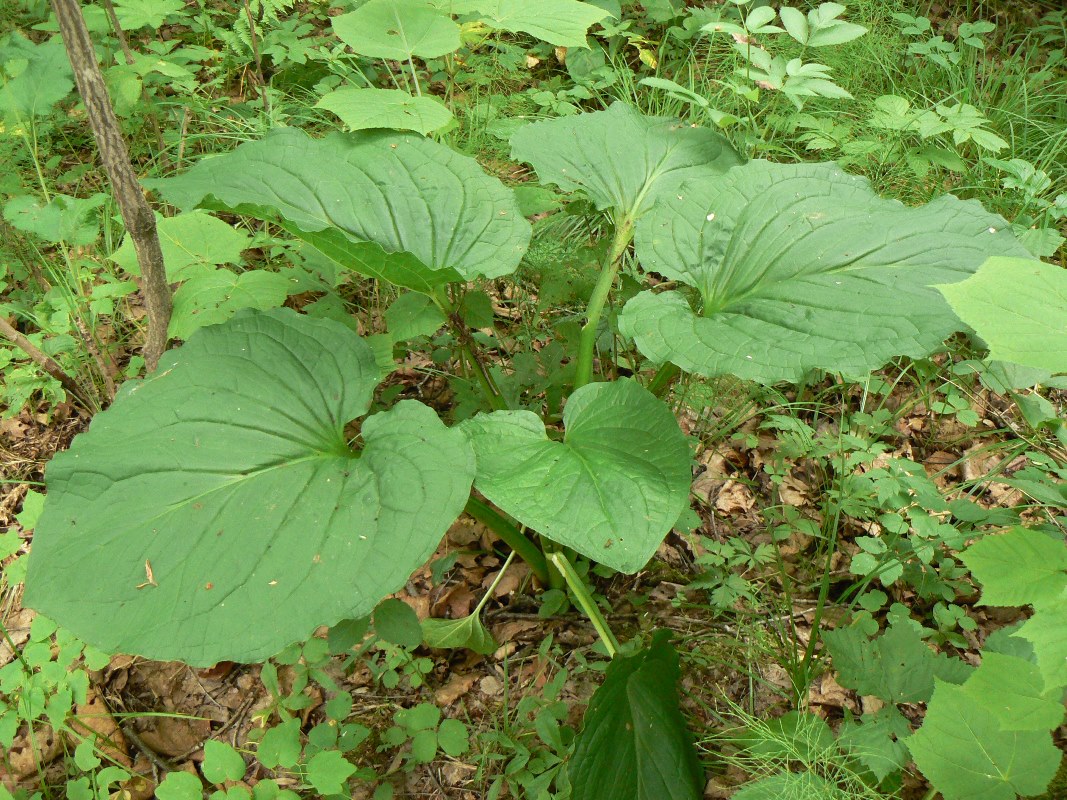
[23,102,1043,799]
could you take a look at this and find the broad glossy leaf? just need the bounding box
[315,88,453,135]
[461,379,691,573]
[961,526,1067,607]
[168,265,290,339]
[332,0,461,60]
[937,256,1067,373]
[568,631,703,800]
[472,0,610,48]
[908,679,1060,800]
[24,309,475,665]
[510,103,741,219]
[156,127,529,290]
[619,161,1033,383]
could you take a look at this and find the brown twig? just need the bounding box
[0,315,96,409]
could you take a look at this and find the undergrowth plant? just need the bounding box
[6,2,1067,799]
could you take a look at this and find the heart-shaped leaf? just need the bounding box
[619,161,1033,383]
[155,127,530,291]
[421,613,497,655]
[461,379,690,573]
[510,103,741,219]
[568,631,704,800]
[24,309,475,665]
[332,0,461,60]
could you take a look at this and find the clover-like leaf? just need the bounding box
[461,379,691,573]
[24,309,475,666]
[619,161,1033,383]
[332,0,461,60]
[937,256,1067,373]
[510,103,741,219]
[155,127,530,291]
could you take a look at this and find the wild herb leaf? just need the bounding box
[332,0,461,60]
[461,379,691,573]
[620,161,1032,383]
[961,526,1067,607]
[24,309,475,665]
[156,128,530,290]
[315,88,454,135]
[510,103,740,219]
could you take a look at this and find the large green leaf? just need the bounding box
[461,379,691,573]
[961,526,1067,607]
[908,678,1061,800]
[510,103,741,219]
[937,256,1067,373]
[618,161,1033,383]
[155,127,529,290]
[471,0,610,48]
[957,652,1064,732]
[331,0,461,60]
[24,309,475,665]
[568,631,704,800]
[314,88,453,135]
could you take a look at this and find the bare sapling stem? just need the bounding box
[51,0,172,371]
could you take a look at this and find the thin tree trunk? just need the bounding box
[51,0,172,371]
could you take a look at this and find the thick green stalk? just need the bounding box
[547,552,620,657]
[574,215,634,389]
[647,361,681,398]
[464,495,549,584]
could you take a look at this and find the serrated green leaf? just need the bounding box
[1016,593,1067,689]
[4,193,105,246]
[619,161,1031,383]
[315,88,453,135]
[908,679,1060,800]
[385,292,447,341]
[257,718,301,769]
[168,265,290,340]
[421,612,497,654]
[733,772,844,800]
[825,622,969,703]
[960,652,1065,731]
[110,211,251,280]
[24,310,475,666]
[113,0,185,29]
[838,706,911,783]
[461,379,691,573]
[332,0,461,60]
[510,103,740,219]
[937,257,1067,373]
[305,750,356,795]
[0,34,73,120]
[437,718,469,756]
[961,527,1067,607]
[156,128,529,288]
[568,631,704,800]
